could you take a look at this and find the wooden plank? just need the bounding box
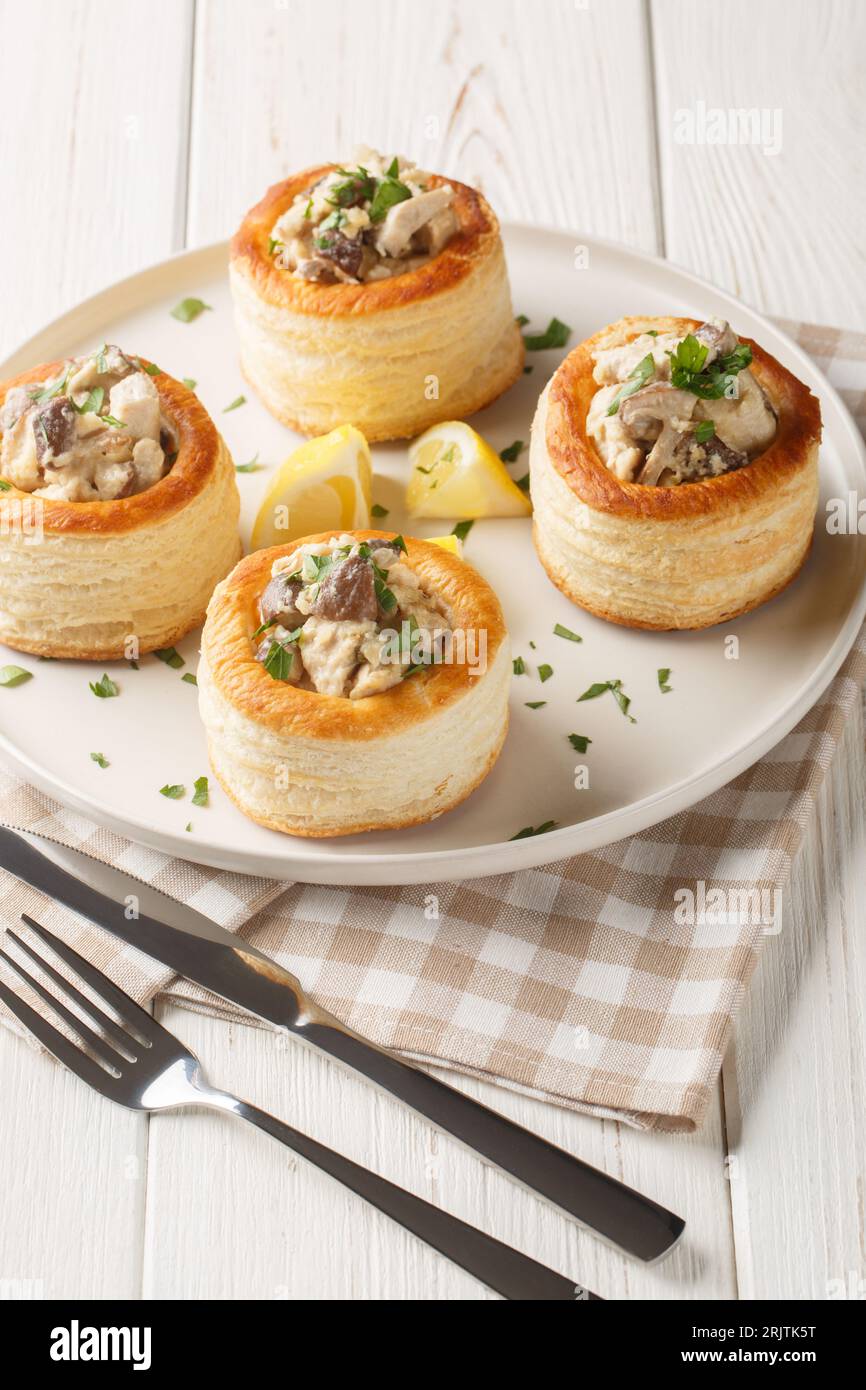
[722,696,866,1299]
[0,0,195,1299]
[0,0,195,357]
[188,0,660,248]
[650,0,866,326]
[143,1002,736,1299]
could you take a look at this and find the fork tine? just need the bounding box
[9,928,140,1055]
[0,945,125,1072]
[21,915,160,1039]
[0,975,121,1098]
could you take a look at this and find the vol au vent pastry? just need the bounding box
[230,148,524,442]
[0,345,242,658]
[198,531,511,836]
[530,315,822,629]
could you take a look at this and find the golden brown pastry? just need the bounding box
[198,531,511,836]
[0,346,242,658]
[530,315,822,630]
[229,148,524,442]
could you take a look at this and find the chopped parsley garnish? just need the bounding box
[645,329,659,337]
[553,623,582,643]
[452,520,474,542]
[607,353,655,416]
[182,673,198,686]
[668,334,752,399]
[192,776,209,807]
[371,503,389,517]
[513,656,527,675]
[522,317,571,352]
[185,822,192,832]
[102,414,126,429]
[538,664,553,683]
[90,752,110,768]
[0,665,32,687]
[0,480,10,491]
[373,566,397,613]
[657,667,673,693]
[523,366,534,375]
[236,454,261,472]
[142,362,162,376]
[154,646,184,669]
[160,784,185,800]
[263,632,301,681]
[499,440,525,463]
[328,166,377,208]
[515,314,529,328]
[369,171,412,224]
[568,733,592,753]
[510,821,558,840]
[577,678,636,722]
[694,419,716,444]
[171,297,211,323]
[72,386,104,416]
[515,473,530,492]
[525,701,546,709]
[29,372,68,404]
[89,673,119,699]
[223,395,246,413]
[268,236,284,257]
[251,618,276,640]
[390,534,408,553]
[182,377,197,391]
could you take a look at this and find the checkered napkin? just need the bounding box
[1,321,864,1132]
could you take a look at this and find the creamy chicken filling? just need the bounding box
[0,346,177,501]
[254,535,451,700]
[269,147,458,286]
[586,318,777,486]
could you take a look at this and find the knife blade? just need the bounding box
[0,825,685,1262]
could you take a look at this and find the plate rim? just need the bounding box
[1,226,864,885]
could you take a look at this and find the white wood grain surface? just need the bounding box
[0,0,864,1301]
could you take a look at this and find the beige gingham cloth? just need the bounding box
[1,320,864,1132]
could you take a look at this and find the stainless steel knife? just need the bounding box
[0,825,685,1262]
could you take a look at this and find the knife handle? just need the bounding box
[300,1020,684,1263]
[218,1094,595,1300]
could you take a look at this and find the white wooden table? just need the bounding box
[1,0,864,1301]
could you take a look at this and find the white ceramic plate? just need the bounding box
[1,229,864,885]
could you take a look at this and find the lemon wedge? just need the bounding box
[406,421,531,519]
[425,534,463,556]
[251,425,372,551]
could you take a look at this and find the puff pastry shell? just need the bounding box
[198,532,511,836]
[530,316,822,630]
[0,362,242,659]
[229,167,524,442]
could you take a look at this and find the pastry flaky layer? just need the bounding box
[530,316,822,630]
[0,363,242,658]
[229,166,525,442]
[198,531,511,837]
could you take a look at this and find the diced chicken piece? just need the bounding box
[93,459,136,500]
[351,661,403,699]
[39,472,98,501]
[417,206,458,257]
[0,386,34,431]
[586,384,646,481]
[108,371,161,441]
[298,616,376,696]
[375,186,454,259]
[591,333,679,386]
[131,437,166,490]
[700,371,777,456]
[0,410,41,490]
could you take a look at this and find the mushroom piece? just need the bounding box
[32,396,77,463]
[667,430,748,483]
[312,554,378,623]
[260,574,305,629]
[375,186,453,259]
[694,317,738,365]
[620,383,698,486]
[316,229,364,280]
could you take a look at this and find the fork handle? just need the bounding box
[213,1093,597,1301]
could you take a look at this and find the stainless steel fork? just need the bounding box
[0,915,600,1301]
